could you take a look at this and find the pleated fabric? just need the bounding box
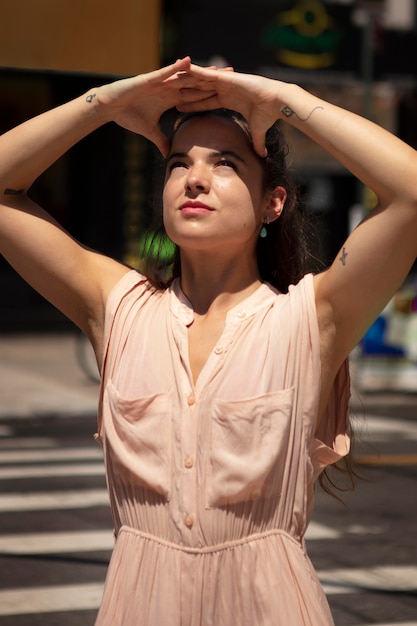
[94,270,350,626]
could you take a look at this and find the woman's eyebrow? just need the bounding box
[209,150,246,164]
[166,151,188,164]
[165,150,247,165]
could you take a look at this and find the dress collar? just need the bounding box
[169,278,281,325]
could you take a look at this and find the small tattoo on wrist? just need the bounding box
[281,105,324,122]
[86,93,97,104]
[4,188,24,195]
[339,246,348,266]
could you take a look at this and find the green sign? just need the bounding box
[262,0,343,69]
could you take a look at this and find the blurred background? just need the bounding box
[1,0,417,392]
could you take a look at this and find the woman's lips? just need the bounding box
[179,201,214,215]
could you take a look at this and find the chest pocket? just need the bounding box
[104,380,173,499]
[206,387,295,508]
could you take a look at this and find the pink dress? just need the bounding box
[95,270,350,626]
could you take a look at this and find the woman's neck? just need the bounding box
[179,252,262,315]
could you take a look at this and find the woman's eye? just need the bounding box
[168,161,187,172]
[217,159,236,170]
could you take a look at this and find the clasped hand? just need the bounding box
[96,57,283,157]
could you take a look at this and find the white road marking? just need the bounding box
[359,415,417,442]
[305,521,341,540]
[0,529,113,554]
[0,447,103,464]
[0,489,109,512]
[0,462,104,479]
[320,565,417,594]
[0,582,104,616]
[0,567,416,617]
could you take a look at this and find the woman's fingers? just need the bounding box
[157,57,191,81]
[250,129,268,158]
[178,88,219,104]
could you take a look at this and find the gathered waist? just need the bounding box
[115,525,304,555]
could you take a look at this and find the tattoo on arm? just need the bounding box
[281,105,324,121]
[339,246,348,266]
[86,93,97,104]
[4,188,24,196]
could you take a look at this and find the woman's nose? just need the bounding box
[185,166,210,194]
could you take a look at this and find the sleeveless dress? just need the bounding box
[94,270,350,626]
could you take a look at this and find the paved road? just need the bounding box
[309,393,417,625]
[0,406,416,625]
[0,334,416,624]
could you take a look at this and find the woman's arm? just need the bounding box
[178,66,417,389]
[178,70,417,334]
[0,58,195,350]
[271,82,417,350]
[0,92,123,339]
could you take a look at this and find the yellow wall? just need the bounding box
[0,0,161,75]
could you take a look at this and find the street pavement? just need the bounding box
[0,332,100,419]
[0,332,416,625]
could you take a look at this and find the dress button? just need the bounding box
[236,310,247,319]
[184,514,194,528]
[187,395,196,406]
[214,345,224,355]
[184,457,194,469]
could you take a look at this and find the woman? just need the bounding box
[1,57,416,625]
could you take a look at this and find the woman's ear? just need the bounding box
[265,186,286,222]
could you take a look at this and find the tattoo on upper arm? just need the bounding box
[86,93,97,104]
[4,188,24,196]
[281,105,324,122]
[339,246,348,266]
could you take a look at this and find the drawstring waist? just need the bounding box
[114,525,304,555]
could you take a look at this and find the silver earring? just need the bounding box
[260,215,269,239]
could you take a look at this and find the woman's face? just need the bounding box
[162,114,272,255]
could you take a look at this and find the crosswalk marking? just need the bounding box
[0,529,113,554]
[320,565,417,594]
[0,565,416,617]
[0,416,415,624]
[0,582,105,616]
[305,520,341,540]
[0,447,102,463]
[0,489,109,512]
[0,462,104,479]
[362,415,417,441]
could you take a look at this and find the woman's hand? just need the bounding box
[177,65,287,156]
[95,57,216,156]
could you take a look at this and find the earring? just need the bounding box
[260,215,269,239]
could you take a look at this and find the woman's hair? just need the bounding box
[140,108,322,293]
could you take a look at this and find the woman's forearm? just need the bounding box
[278,83,417,206]
[0,89,106,196]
